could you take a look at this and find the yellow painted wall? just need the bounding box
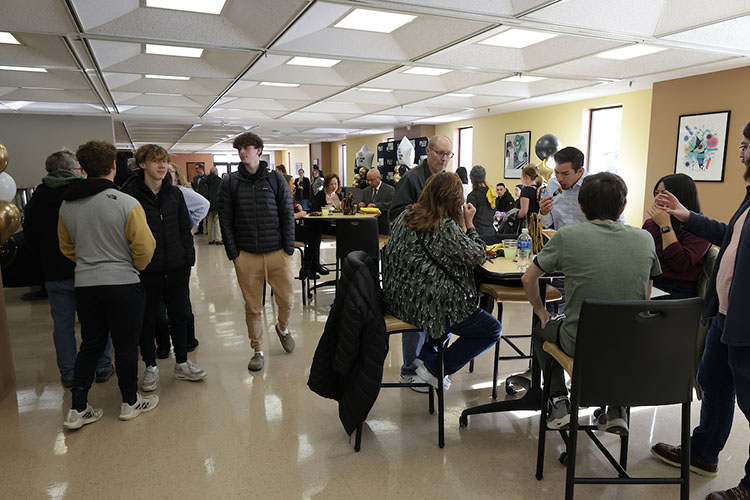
[282,146,311,176]
[436,89,654,227]
[331,133,392,184]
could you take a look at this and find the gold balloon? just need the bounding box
[0,144,7,174]
[0,200,21,244]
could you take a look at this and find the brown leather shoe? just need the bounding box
[650,442,718,477]
[706,485,750,500]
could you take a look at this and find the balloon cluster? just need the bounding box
[352,167,368,189]
[0,143,20,243]
[534,134,561,182]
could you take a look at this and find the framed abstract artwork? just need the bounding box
[674,111,731,182]
[504,131,531,179]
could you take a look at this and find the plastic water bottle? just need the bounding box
[517,228,532,271]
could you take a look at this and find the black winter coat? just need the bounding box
[121,171,195,274]
[218,162,294,261]
[23,178,76,281]
[204,173,222,211]
[308,251,389,436]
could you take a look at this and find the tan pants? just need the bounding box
[234,249,294,350]
[206,211,221,241]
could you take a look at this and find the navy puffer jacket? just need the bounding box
[218,162,294,260]
[121,171,195,273]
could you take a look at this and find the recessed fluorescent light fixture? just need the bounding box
[446,93,475,98]
[479,28,557,49]
[334,8,416,33]
[594,44,667,60]
[286,56,340,68]
[404,67,452,76]
[0,32,20,45]
[259,81,300,88]
[501,75,546,83]
[146,44,203,58]
[145,92,183,96]
[146,0,226,15]
[358,88,392,93]
[145,74,190,80]
[21,86,64,91]
[0,65,46,73]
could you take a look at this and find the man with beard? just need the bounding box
[651,121,750,500]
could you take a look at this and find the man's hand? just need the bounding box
[534,306,551,329]
[647,203,670,227]
[655,190,690,222]
[358,201,366,208]
[539,195,553,215]
[367,203,376,208]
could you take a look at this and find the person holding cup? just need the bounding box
[311,173,342,213]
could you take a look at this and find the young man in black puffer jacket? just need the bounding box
[122,144,206,391]
[219,132,295,372]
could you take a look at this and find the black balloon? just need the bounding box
[535,134,561,161]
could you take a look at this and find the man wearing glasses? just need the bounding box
[389,135,453,391]
[651,122,750,500]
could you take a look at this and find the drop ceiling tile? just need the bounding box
[662,15,750,52]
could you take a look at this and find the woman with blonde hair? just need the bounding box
[168,163,209,228]
[517,164,543,222]
[383,171,501,388]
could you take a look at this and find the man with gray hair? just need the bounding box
[389,135,454,390]
[23,150,114,387]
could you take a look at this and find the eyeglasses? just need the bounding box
[430,149,454,159]
[740,145,749,153]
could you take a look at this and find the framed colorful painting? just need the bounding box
[504,131,531,179]
[674,111,730,182]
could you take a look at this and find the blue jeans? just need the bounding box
[418,308,502,376]
[691,314,750,491]
[401,331,426,375]
[47,279,112,380]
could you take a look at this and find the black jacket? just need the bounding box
[23,171,79,281]
[390,160,434,221]
[495,191,515,213]
[218,162,294,261]
[294,176,311,202]
[467,186,496,237]
[204,173,222,211]
[684,186,750,346]
[310,190,342,213]
[308,251,389,436]
[121,171,195,273]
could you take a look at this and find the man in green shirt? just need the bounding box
[522,172,661,432]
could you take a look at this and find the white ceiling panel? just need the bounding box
[662,15,750,52]
[654,1,750,36]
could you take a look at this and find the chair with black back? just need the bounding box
[335,217,379,282]
[536,297,702,500]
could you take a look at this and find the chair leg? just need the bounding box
[536,359,553,480]
[680,402,691,500]
[492,340,501,399]
[564,395,580,500]
[469,359,474,373]
[437,339,445,449]
[354,423,362,452]
[619,407,630,472]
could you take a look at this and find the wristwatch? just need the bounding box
[660,225,672,234]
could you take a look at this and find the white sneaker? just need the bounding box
[174,360,207,381]
[400,372,429,393]
[119,393,159,421]
[413,359,451,391]
[63,404,103,430]
[141,365,159,392]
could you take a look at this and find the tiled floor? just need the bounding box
[1,239,748,499]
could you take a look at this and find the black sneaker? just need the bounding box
[95,366,115,383]
[187,338,199,352]
[305,268,321,280]
[156,347,170,359]
[316,264,330,276]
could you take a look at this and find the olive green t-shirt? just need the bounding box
[535,220,662,354]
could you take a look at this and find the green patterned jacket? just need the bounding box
[383,214,486,339]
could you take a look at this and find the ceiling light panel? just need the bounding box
[480,29,558,49]
[0,65,47,73]
[0,32,20,45]
[334,8,416,33]
[146,44,204,58]
[358,88,392,93]
[594,44,667,60]
[145,0,227,15]
[404,67,453,76]
[145,74,190,80]
[446,93,475,97]
[259,82,300,87]
[286,56,341,68]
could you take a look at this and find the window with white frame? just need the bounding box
[587,106,623,174]
[458,126,473,169]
